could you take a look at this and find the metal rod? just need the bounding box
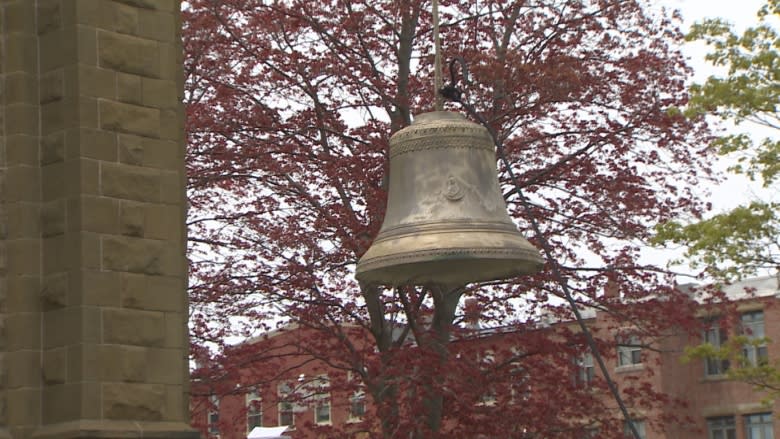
[433,0,443,111]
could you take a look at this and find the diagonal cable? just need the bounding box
[441,74,642,439]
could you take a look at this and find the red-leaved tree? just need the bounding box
[183,0,716,437]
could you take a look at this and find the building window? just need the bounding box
[208,394,219,436]
[314,400,331,424]
[576,352,595,386]
[277,382,295,427]
[741,311,768,366]
[704,320,730,376]
[246,387,262,432]
[707,416,736,439]
[745,413,774,439]
[347,371,366,421]
[348,391,366,421]
[278,401,294,427]
[478,350,497,405]
[617,335,642,367]
[509,362,530,403]
[312,375,331,425]
[623,419,646,439]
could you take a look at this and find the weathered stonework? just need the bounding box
[41,349,67,385]
[99,100,161,138]
[98,32,161,78]
[101,162,162,202]
[103,308,166,347]
[102,236,175,275]
[1,1,197,438]
[98,345,147,383]
[103,383,167,421]
[40,273,67,310]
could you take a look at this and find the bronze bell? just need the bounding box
[356,111,543,287]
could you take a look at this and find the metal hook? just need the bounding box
[449,57,470,86]
[439,57,470,103]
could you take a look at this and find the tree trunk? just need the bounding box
[416,285,464,438]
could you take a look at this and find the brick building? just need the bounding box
[192,275,780,439]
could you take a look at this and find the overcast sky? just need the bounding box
[661,0,768,81]
[660,0,764,30]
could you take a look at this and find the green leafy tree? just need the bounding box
[654,0,780,280]
[656,0,780,409]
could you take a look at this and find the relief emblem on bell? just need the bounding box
[356,111,544,287]
[442,175,465,201]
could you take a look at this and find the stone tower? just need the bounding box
[0,1,198,438]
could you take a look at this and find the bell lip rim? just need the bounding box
[373,220,521,240]
[354,257,544,286]
[356,247,544,273]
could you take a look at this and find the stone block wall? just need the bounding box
[0,1,197,438]
[2,2,42,437]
